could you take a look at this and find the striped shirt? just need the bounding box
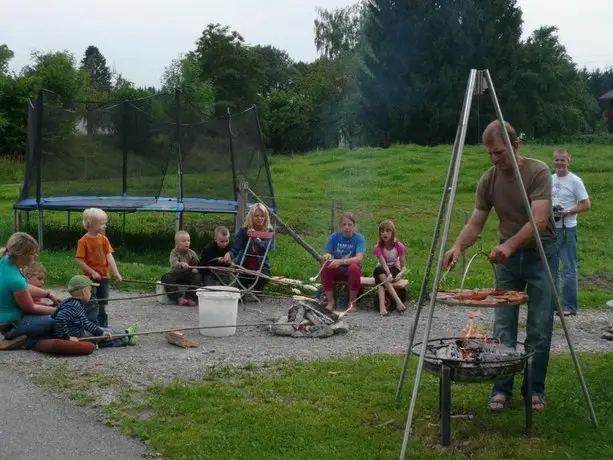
[51,298,104,339]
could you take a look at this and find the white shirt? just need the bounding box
[551,172,589,229]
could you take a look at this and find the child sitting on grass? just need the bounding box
[52,275,137,347]
[199,225,231,286]
[75,208,123,327]
[161,230,201,306]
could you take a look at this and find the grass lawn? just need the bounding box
[1,143,613,307]
[34,352,613,460]
[3,146,613,459]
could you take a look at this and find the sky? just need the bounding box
[1,0,611,89]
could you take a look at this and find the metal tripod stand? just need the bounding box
[394,69,598,459]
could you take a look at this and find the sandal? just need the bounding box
[532,395,545,411]
[380,310,390,317]
[488,393,511,411]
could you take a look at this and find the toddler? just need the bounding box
[52,275,137,347]
[199,226,231,286]
[161,230,201,306]
[23,262,54,306]
[75,208,123,327]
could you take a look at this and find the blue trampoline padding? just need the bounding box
[13,196,238,213]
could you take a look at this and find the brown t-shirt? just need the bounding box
[475,158,555,246]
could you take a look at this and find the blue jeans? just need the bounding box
[556,227,578,314]
[85,278,109,327]
[491,239,558,398]
[4,314,55,339]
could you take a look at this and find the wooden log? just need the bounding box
[165,332,200,349]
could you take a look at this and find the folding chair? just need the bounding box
[228,230,275,303]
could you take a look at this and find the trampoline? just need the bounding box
[13,90,276,247]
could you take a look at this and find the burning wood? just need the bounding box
[270,297,349,338]
[429,338,521,367]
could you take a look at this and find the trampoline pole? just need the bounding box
[13,209,19,232]
[175,89,184,231]
[37,209,44,250]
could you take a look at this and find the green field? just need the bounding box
[1,143,612,306]
[37,353,613,460]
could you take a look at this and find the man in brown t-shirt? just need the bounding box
[443,120,558,412]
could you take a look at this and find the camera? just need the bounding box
[553,205,564,222]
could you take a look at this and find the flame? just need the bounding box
[458,310,482,360]
[460,322,481,339]
[459,309,482,339]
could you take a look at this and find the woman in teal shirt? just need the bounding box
[0,232,57,349]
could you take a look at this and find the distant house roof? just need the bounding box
[599,90,613,100]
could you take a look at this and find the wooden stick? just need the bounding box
[77,322,295,342]
[354,280,390,304]
[309,263,326,282]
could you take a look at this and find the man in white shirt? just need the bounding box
[551,149,591,316]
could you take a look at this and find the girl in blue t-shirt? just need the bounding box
[321,212,365,313]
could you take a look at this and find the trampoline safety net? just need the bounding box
[18,89,275,213]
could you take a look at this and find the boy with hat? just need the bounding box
[52,275,138,346]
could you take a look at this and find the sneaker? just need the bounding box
[126,322,139,346]
[0,335,28,351]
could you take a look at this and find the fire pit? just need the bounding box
[411,337,535,446]
[412,336,535,383]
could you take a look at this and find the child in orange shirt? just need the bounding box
[75,208,123,327]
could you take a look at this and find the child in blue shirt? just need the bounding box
[321,212,365,312]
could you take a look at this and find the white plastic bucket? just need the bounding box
[196,286,241,337]
[156,281,174,305]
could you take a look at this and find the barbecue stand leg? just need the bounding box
[524,357,533,437]
[440,365,452,447]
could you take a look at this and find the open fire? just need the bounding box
[412,309,532,382]
[454,309,504,360]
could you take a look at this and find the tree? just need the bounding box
[314,2,365,60]
[161,54,214,117]
[357,0,526,146]
[261,90,315,153]
[0,44,14,75]
[251,45,293,97]
[23,50,90,100]
[191,24,264,115]
[517,27,598,139]
[80,45,112,93]
[0,70,38,155]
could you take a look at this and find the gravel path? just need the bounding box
[1,289,612,389]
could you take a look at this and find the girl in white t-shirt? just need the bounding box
[372,220,407,315]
